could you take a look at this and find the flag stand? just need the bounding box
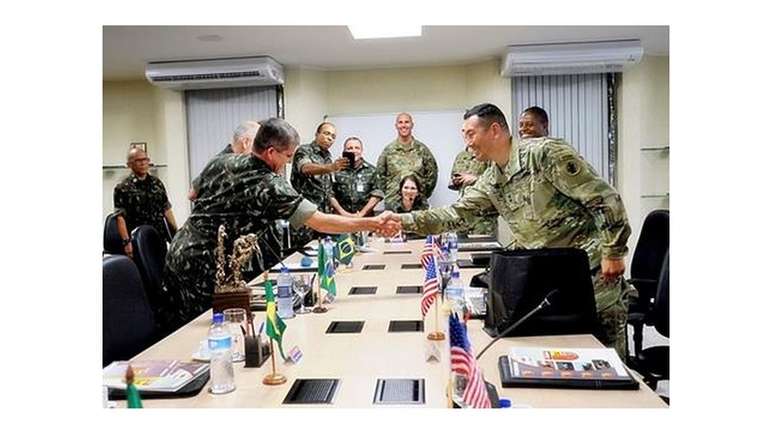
[312,277,328,313]
[426,299,445,341]
[262,338,287,385]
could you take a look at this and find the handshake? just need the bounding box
[365,211,403,237]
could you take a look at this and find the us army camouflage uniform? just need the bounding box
[332,159,384,215]
[191,144,233,194]
[113,173,172,241]
[401,137,633,357]
[164,154,318,331]
[376,138,438,205]
[385,195,430,213]
[450,148,497,236]
[291,141,334,214]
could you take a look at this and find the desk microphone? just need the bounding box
[475,289,559,360]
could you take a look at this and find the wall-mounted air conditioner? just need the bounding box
[501,40,643,76]
[145,56,285,90]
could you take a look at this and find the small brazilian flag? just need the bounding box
[264,280,287,360]
[335,234,356,265]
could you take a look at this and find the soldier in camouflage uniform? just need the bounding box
[163,118,397,332]
[331,137,384,217]
[290,122,349,245]
[113,147,178,257]
[385,174,430,213]
[188,120,260,201]
[388,104,633,357]
[449,147,497,235]
[291,122,349,214]
[376,113,439,206]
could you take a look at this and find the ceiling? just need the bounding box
[103,25,669,81]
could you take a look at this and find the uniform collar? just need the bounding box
[490,141,522,185]
[394,137,416,151]
[311,141,331,158]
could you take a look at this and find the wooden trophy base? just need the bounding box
[212,288,251,315]
[262,372,287,385]
[427,331,446,341]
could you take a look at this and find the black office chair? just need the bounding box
[627,209,669,364]
[633,251,669,392]
[103,211,124,255]
[102,255,157,367]
[130,225,170,334]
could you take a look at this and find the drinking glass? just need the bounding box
[293,275,312,314]
[223,308,247,362]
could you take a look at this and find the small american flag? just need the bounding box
[449,314,491,408]
[420,254,440,317]
[419,235,440,270]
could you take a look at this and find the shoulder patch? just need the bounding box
[564,160,581,176]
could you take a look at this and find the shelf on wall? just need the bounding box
[641,193,670,199]
[102,164,168,170]
[640,146,670,152]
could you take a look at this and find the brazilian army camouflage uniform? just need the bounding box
[376,138,438,205]
[401,137,633,357]
[332,159,384,215]
[191,144,233,194]
[291,142,334,214]
[450,148,497,236]
[164,153,318,331]
[113,173,172,241]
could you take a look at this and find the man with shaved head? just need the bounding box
[376,112,438,206]
[113,146,177,256]
[188,120,261,201]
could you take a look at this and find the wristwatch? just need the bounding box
[122,238,131,246]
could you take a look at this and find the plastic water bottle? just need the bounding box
[323,236,335,266]
[437,244,452,289]
[447,232,459,264]
[208,313,235,394]
[446,266,465,316]
[277,266,295,319]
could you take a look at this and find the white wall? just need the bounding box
[102,56,667,249]
[619,55,670,263]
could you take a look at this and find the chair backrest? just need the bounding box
[630,209,670,299]
[131,225,168,311]
[484,248,599,338]
[103,211,124,255]
[102,255,156,367]
[652,250,669,337]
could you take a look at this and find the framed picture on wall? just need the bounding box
[130,142,147,152]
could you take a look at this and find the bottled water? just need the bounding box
[446,266,466,316]
[208,313,235,394]
[277,266,295,319]
[438,244,453,290]
[323,236,335,266]
[447,232,459,264]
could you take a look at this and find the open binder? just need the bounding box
[498,347,640,390]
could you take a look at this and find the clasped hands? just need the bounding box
[367,211,403,237]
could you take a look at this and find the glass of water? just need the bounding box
[223,308,246,362]
[293,275,312,314]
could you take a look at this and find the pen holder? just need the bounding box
[244,336,270,368]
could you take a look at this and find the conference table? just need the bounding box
[125,237,667,408]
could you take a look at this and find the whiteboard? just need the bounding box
[327,110,467,208]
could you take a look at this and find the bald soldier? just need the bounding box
[386,103,633,357]
[163,118,399,331]
[113,146,177,256]
[376,112,438,205]
[188,120,261,201]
